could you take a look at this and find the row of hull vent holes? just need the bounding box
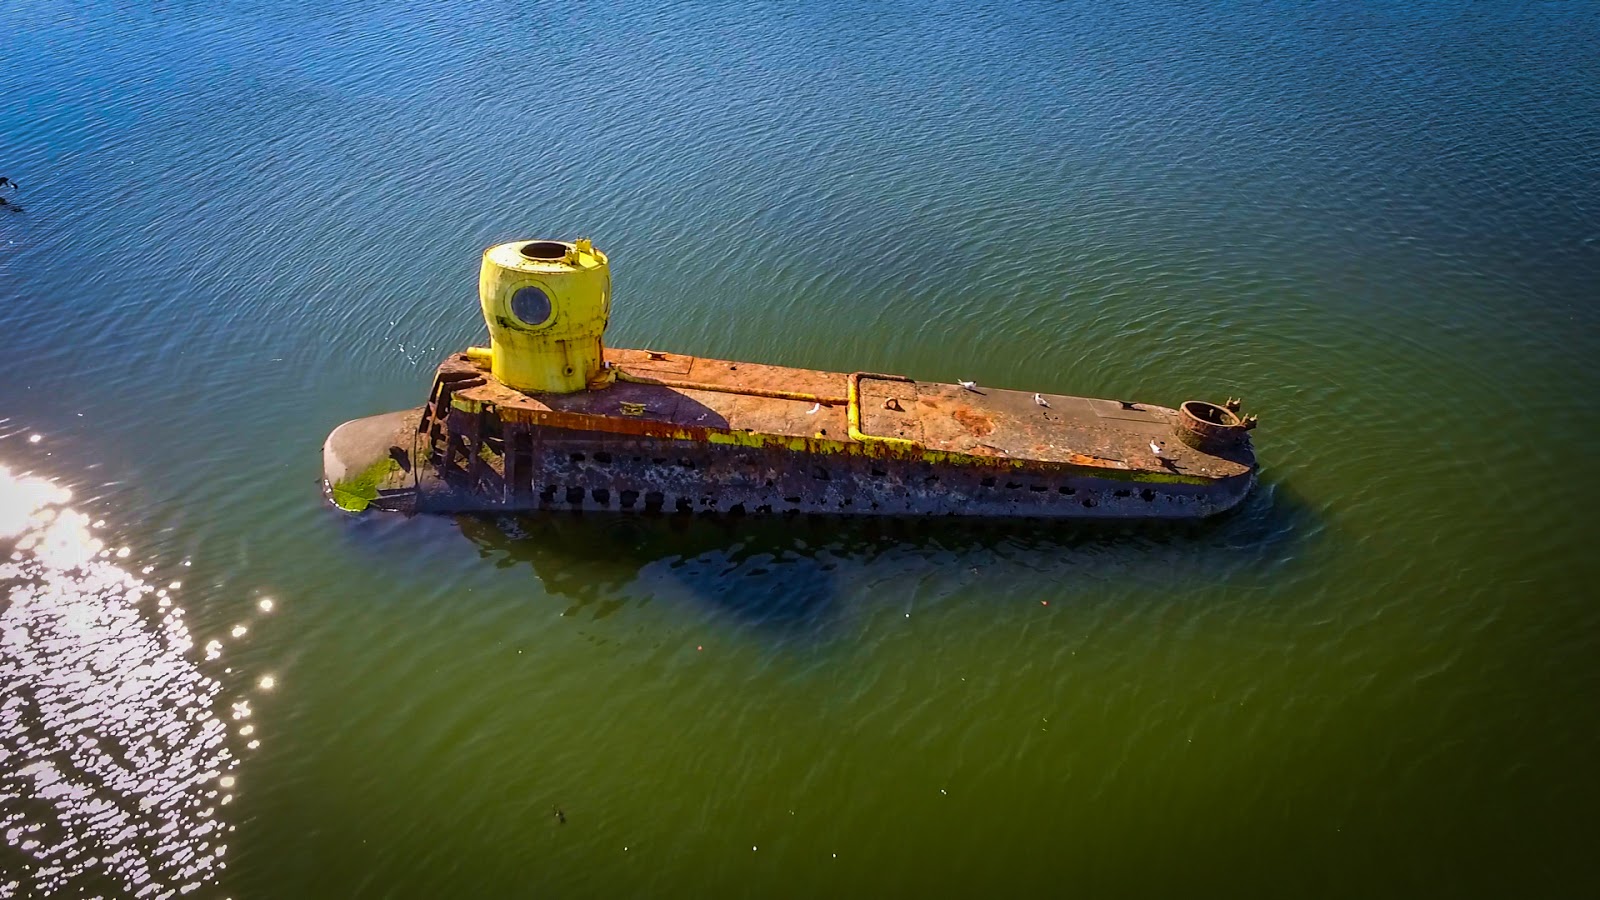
[531,483,1163,510]
[556,450,1160,503]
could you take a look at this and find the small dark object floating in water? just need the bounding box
[323,239,1258,518]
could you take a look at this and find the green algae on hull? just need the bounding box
[329,455,402,513]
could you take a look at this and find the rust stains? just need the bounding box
[951,407,995,437]
[429,347,1253,483]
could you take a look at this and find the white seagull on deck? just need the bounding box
[1033,393,1049,408]
[958,380,978,392]
[1149,440,1170,460]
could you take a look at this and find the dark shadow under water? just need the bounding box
[338,475,1323,645]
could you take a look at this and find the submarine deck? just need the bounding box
[437,348,1253,483]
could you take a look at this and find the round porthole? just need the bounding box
[509,286,552,326]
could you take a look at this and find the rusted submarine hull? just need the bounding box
[323,348,1257,519]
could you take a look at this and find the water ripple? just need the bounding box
[0,465,234,898]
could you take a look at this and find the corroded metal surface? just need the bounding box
[1175,399,1258,452]
[318,348,1259,518]
[439,349,1252,481]
[322,236,1260,519]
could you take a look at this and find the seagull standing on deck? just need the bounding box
[1033,393,1049,408]
[959,380,978,392]
[1149,440,1169,460]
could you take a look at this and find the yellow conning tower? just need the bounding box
[477,239,611,393]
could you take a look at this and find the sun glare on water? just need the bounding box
[1,464,237,898]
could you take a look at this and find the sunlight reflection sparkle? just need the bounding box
[1,464,236,897]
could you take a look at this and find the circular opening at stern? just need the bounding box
[519,241,570,261]
[1180,400,1240,427]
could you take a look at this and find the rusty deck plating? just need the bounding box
[317,348,1262,518]
[431,348,1252,484]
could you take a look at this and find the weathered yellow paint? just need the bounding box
[847,372,923,451]
[479,238,610,393]
[704,430,849,454]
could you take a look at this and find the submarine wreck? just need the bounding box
[323,239,1258,518]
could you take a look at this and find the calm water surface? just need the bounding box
[2,1,1598,896]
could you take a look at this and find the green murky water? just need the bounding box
[2,1,1597,896]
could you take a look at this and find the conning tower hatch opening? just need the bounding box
[519,241,569,261]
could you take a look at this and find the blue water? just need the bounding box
[2,1,1598,896]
